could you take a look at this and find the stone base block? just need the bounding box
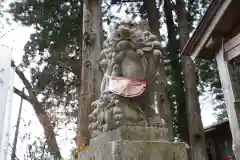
[79,127,188,160]
[79,140,188,160]
[90,126,168,145]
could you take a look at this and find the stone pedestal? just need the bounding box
[78,126,188,160]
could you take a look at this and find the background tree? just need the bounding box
[8,0,225,157]
[175,0,208,159]
[213,103,228,122]
[25,137,48,160]
[9,0,84,157]
[0,1,16,39]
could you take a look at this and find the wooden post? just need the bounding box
[215,41,240,159]
[77,0,102,149]
[11,88,24,160]
[175,0,208,159]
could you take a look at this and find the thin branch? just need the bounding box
[11,61,33,93]
[170,0,177,13]
[121,0,141,2]
[56,60,75,73]
[13,87,31,102]
[116,3,123,13]
[0,23,21,40]
[8,144,20,160]
[104,0,111,10]
[40,140,47,160]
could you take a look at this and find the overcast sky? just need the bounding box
[0,1,217,160]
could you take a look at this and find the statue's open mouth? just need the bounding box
[113,38,138,53]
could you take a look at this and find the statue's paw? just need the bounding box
[114,114,124,126]
[113,105,124,126]
[89,110,98,124]
[89,122,98,130]
[113,102,122,114]
[91,131,99,137]
[90,100,100,112]
[102,124,108,132]
[89,113,95,122]
[88,123,93,130]
[148,116,166,127]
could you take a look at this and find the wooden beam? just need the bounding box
[225,32,240,52]
[226,45,240,60]
[190,0,231,60]
[215,46,240,159]
[224,32,240,60]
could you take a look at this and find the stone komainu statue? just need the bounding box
[89,20,165,137]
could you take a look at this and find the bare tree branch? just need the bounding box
[13,87,30,102]
[40,140,47,160]
[11,61,33,93]
[0,23,21,40]
[8,144,20,160]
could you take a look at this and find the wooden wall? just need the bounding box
[205,121,235,160]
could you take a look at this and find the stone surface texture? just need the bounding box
[79,127,188,160]
[90,126,168,145]
[79,141,187,160]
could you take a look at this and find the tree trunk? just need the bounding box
[143,0,161,40]
[163,0,189,143]
[175,0,208,159]
[143,0,173,140]
[13,65,61,158]
[14,89,61,158]
[33,100,61,158]
[77,0,102,148]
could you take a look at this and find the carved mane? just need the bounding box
[99,20,162,93]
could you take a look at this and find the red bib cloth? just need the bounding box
[219,157,231,160]
[108,76,147,97]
